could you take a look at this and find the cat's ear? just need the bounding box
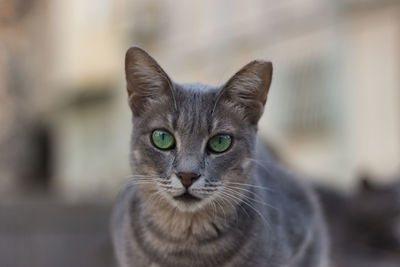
[125,46,175,116]
[217,60,273,124]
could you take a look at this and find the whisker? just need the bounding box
[244,157,276,176]
[191,188,217,194]
[222,182,274,192]
[244,157,276,164]
[212,195,228,222]
[223,187,267,206]
[216,190,250,220]
[223,187,278,212]
[216,191,242,223]
[158,185,173,189]
[219,188,270,228]
[218,195,240,225]
[209,201,217,221]
[223,185,264,200]
[148,190,168,207]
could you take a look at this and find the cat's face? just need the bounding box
[125,47,272,212]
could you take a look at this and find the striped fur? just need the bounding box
[111,47,329,267]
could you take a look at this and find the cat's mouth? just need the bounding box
[173,192,201,202]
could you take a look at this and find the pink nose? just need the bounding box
[177,172,200,188]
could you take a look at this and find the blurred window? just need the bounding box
[283,59,334,138]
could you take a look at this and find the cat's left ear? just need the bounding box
[217,60,273,124]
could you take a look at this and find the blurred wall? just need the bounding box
[0,0,399,202]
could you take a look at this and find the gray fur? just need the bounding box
[111,47,329,267]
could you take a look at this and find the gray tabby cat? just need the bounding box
[111,47,329,267]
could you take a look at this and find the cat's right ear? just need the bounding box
[125,47,175,116]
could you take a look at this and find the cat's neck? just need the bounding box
[127,186,261,266]
[138,194,236,241]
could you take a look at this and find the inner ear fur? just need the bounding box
[125,46,175,116]
[217,60,273,124]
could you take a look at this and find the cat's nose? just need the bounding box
[177,172,200,188]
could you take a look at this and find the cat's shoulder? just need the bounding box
[255,144,320,215]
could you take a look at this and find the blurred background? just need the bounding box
[0,0,399,266]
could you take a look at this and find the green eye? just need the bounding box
[208,134,232,153]
[152,130,175,150]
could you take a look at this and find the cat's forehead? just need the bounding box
[174,82,219,105]
[172,83,219,135]
[136,82,247,137]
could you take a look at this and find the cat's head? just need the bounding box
[125,47,272,212]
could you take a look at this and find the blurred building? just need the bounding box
[0,0,53,198]
[0,0,399,202]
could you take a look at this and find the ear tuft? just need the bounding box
[217,60,273,124]
[125,46,174,116]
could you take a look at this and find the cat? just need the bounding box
[111,46,329,267]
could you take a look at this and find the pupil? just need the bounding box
[219,137,222,144]
[162,133,165,141]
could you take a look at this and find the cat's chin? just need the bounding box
[173,192,202,202]
[166,192,207,212]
